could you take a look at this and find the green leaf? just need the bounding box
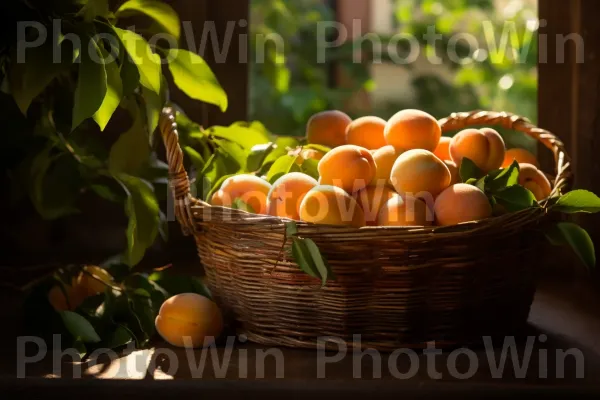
[246,143,275,172]
[116,174,160,267]
[167,49,227,112]
[276,136,302,151]
[9,37,72,115]
[72,34,107,130]
[140,78,167,140]
[494,185,538,212]
[113,28,161,96]
[545,222,596,270]
[487,161,520,192]
[459,157,483,183]
[232,198,256,213]
[93,49,123,131]
[78,0,110,22]
[303,238,333,287]
[73,340,87,360]
[267,155,299,184]
[303,143,331,153]
[291,238,319,279]
[148,271,212,300]
[208,125,270,150]
[285,221,298,238]
[97,23,140,96]
[107,325,134,349]
[127,294,155,346]
[117,0,181,40]
[108,105,150,174]
[60,311,101,343]
[301,158,320,181]
[184,146,206,171]
[553,190,600,214]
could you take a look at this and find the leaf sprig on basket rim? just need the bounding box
[285,221,335,287]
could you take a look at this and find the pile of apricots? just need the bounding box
[210,109,551,228]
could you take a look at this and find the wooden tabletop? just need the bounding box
[2,278,600,398]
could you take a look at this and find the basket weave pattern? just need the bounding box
[159,109,571,350]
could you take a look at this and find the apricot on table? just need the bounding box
[433,183,492,226]
[306,110,352,148]
[318,144,377,193]
[266,172,319,220]
[378,195,433,227]
[345,116,388,150]
[210,174,272,214]
[384,109,442,152]
[449,128,506,172]
[299,185,366,228]
[372,145,403,186]
[353,185,398,226]
[433,136,452,161]
[155,293,224,348]
[77,266,114,297]
[519,163,552,201]
[390,149,452,199]
[502,148,540,168]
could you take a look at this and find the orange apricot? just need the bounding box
[155,293,223,348]
[345,116,387,150]
[502,148,540,168]
[449,128,506,172]
[299,185,366,227]
[77,266,114,297]
[372,145,403,186]
[384,109,442,152]
[306,110,352,148]
[444,160,460,185]
[318,145,377,193]
[378,195,434,227]
[433,183,492,226]
[48,278,84,312]
[390,149,451,199]
[433,136,452,161]
[210,174,272,214]
[266,172,319,220]
[519,163,552,201]
[352,185,398,226]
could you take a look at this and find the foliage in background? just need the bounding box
[250,0,538,151]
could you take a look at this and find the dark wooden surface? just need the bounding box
[1,278,600,398]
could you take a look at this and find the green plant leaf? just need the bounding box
[127,294,155,346]
[107,325,134,349]
[184,146,206,171]
[487,161,520,192]
[93,49,123,131]
[553,190,600,214]
[166,49,228,112]
[113,28,161,96]
[291,238,319,279]
[208,125,270,151]
[285,220,298,238]
[303,238,332,287]
[108,105,150,174]
[140,78,166,139]
[116,174,160,267]
[232,198,256,213]
[78,0,110,22]
[72,34,107,130]
[117,0,181,40]
[493,185,538,212]
[148,271,212,300]
[73,340,87,360]
[9,37,72,115]
[267,155,299,184]
[301,158,320,181]
[246,142,275,172]
[303,143,331,153]
[459,157,483,183]
[98,23,140,96]
[545,222,596,270]
[60,311,101,343]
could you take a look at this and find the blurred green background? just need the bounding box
[249,0,538,152]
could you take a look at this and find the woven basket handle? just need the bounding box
[438,110,572,195]
[159,106,196,234]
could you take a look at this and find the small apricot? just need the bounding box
[155,293,224,348]
[390,149,451,199]
[345,116,387,150]
[48,278,84,312]
[519,163,552,201]
[384,109,442,152]
[434,184,492,226]
[266,172,319,220]
[210,174,272,214]
[433,136,452,161]
[502,148,540,168]
[77,266,114,297]
[372,145,403,186]
[318,145,377,193]
[306,110,352,148]
[352,185,398,226]
[378,195,433,227]
[449,128,506,172]
[299,185,366,227]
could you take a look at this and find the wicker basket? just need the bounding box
[159,108,571,351]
